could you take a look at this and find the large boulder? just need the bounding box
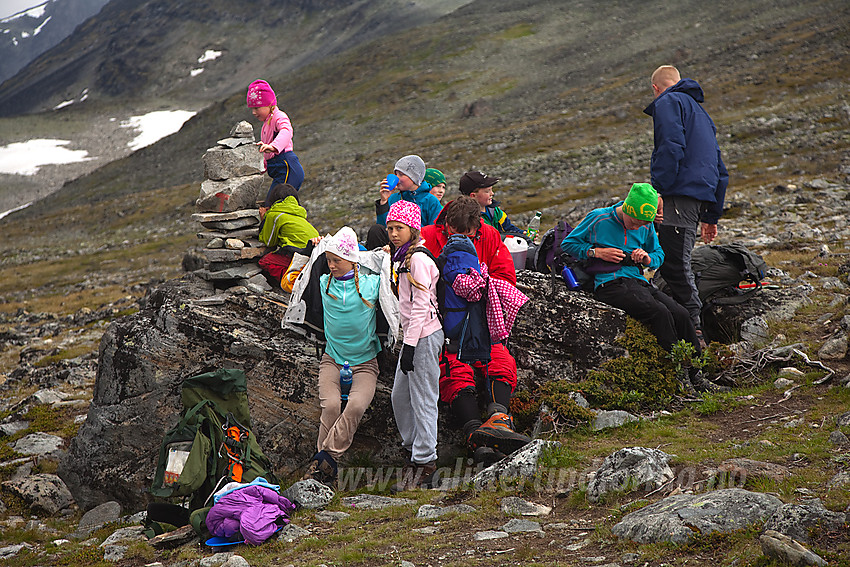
[612,488,783,544]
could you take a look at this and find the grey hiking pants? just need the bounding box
[391,329,444,465]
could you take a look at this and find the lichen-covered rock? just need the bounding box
[586,447,674,503]
[612,488,782,544]
[762,498,847,544]
[2,474,74,515]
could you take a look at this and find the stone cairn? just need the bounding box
[191,121,274,295]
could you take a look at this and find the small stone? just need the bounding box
[102,544,128,562]
[278,523,310,543]
[760,529,826,566]
[207,238,224,249]
[500,496,552,517]
[225,238,245,250]
[502,518,544,534]
[200,553,234,567]
[592,410,639,431]
[412,526,439,534]
[340,494,415,510]
[777,367,805,378]
[281,479,334,510]
[221,556,252,567]
[784,418,804,429]
[774,377,794,389]
[416,504,476,519]
[473,530,508,541]
[835,411,850,428]
[829,430,848,446]
[315,510,350,522]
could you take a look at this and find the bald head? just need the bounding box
[651,65,680,98]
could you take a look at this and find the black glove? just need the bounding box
[400,344,415,374]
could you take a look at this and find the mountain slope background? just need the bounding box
[0,0,110,87]
[0,0,848,306]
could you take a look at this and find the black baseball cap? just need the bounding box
[459,171,500,195]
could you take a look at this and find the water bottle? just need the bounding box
[526,211,542,242]
[561,265,581,290]
[339,361,353,402]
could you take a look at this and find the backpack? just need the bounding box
[436,235,492,364]
[149,369,277,534]
[532,220,594,292]
[692,243,768,305]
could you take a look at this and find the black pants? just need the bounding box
[656,224,702,329]
[595,277,700,354]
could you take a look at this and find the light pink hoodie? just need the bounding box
[260,107,294,165]
[395,245,442,347]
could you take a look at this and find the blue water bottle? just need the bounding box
[561,265,581,290]
[339,361,353,402]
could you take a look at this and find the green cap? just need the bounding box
[622,183,658,222]
[423,168,446,187]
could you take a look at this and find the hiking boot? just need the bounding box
[302,453,337,489]
[472,446,506,467]
[691,372,730,394]
[468,412,531,455]
[390,460,437,493]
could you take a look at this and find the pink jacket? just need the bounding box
[260,107,294,165]
[395,246,442,347]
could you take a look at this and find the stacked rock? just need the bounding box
[191,121,273,293]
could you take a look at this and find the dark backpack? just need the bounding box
[149,369,277,534]
[533,220,594,292]
[692,243,768,305]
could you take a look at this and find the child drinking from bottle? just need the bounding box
[385,201,444,491]
[246,79,305,207]
[302,227,381,487]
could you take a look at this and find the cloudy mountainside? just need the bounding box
[0,0,473,116]
[0,0,109,87]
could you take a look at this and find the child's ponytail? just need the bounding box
[354,265,374,309]
[403,230,428,292]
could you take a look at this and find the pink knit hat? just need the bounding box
[246,80,276,108]
[386,200,422,231]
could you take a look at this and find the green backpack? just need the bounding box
[150,369,278,514]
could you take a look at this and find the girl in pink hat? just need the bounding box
[246,79,305,207]
[385,200,444,491]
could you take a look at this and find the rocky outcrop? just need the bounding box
[586,447,674,503]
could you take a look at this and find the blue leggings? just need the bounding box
[264,151,304,206]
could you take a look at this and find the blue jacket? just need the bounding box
[376,183,443,227]
[643,78,728,224]
[561,203,664,289]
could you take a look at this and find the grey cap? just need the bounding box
[393,155,426,187]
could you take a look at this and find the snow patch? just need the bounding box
[121,110,196,151]
[190,68,204,77]
[0,139,92,175]
[1,3,47,22]
[54,99,74,110]
[197,49,222,64]
[0,201,32,222]
[33,14,50,35]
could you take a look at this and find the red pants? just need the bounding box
[438,342,518,403]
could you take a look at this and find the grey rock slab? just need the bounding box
[197,176,266,214]
[203,145,264,181]
[836,410,850,427]
[416,504,476,519]
[0,421,29,436]
[472,439,554,489]
[500,496,552,516]
[2,473,74,514]
[281,479,334,510]
[76,500,122,537]
[829,430,848,446]
[474,530,509,541]
[612,488,783,544]
[760,529,827,566]
[278,523,311,542]
[201,247,266,263]
[592,410,639,431]
[818,333,847,360]
[203,264,263,281]
[340,494,415,510]
[412,526,439,534]
[200,553,234,567]
[501,518,544,534]
[12,432,64,456]
[216,137,254,149]
[777,367,805,378]
[102,544,128,562]
[587,447,674,503]
[222,556,252,567]
[0,543,33,559]
[29,389,69,405]
[763,498,847,544]
[100,525,146,547]
[192,210,261,222]
[716,458,790,482]
[315,510,350,522]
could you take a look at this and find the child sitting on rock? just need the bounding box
[459,170,529,241]
[246,79,305,207]
[257,184,318,284]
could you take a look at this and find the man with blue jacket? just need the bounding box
[561,183,701,357]
[644,65,728,342]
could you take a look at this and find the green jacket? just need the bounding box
[259,196,319,249]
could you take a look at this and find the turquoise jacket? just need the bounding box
[561,202,664,289]
[319,272,381,366]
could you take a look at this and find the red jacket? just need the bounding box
[420,203,517,285]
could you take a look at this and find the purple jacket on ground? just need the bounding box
[205,485,295,545]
